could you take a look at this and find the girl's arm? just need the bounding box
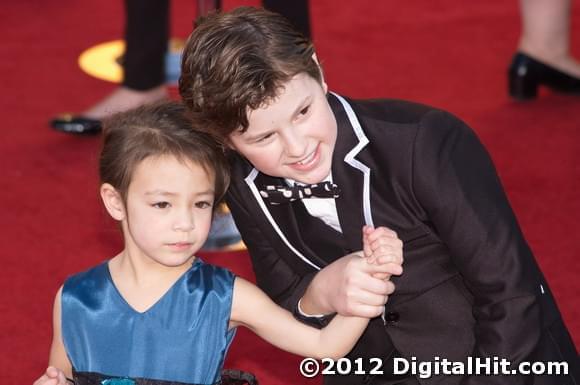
[230,277,374,360]
[33,367,68,385]
[49,287,72,375]
[33,286,73,385]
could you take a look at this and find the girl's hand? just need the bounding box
[363,225,404,280]
[33,366,68,385]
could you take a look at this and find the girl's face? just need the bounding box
[120,155,215,268]
[228,73,337,184]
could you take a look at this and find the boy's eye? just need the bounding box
[299,105,310,116]
[152,202,170,209]
[195,201,213,209]
[255,133,274,143]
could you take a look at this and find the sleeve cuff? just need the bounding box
[297,298,329,317]
[293,298,335,329]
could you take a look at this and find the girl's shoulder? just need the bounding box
[60,263,113,322]
[190,257,236,291]
[63,261,109,290]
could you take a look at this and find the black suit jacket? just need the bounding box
[226,94,579,385]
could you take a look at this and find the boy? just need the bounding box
[179,7,579,385]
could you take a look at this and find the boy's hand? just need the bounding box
[33,366,68,385]
[302,251,401,317]
[363,226,404,280]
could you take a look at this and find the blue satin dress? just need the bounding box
[61,258,236,385]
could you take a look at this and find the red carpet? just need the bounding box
[2,1,579,384]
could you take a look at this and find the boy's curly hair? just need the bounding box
[179,6,322,143]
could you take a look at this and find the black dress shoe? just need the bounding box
[508,52,580,100]
[50,114,102,135]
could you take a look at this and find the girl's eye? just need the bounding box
[299,105,310,116]
[152,202,170,209]
[195,201,213,209]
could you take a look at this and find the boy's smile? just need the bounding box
[287,142,321,172]
[228,73,337,184]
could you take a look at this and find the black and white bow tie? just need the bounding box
[259,182,341,205]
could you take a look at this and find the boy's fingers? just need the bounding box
[367,261,403,276]
[353,269,395,296]
[375,253,403,265]
[372,272,392,280]
[350,303,387,319]
[386,262,403,276]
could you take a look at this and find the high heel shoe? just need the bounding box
[508,52,580,100]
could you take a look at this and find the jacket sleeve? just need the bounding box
[225,181,318,317]
[412,110,542,384]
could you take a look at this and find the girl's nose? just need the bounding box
[173,211,195,232]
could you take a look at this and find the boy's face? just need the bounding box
[119,155,215,268]
[228,73,337,184]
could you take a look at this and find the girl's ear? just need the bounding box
[100,183,126,221]
[312,53,328,94]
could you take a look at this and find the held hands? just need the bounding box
[302,226,403,319]
[363,225,404,280]
[33,367,68,385]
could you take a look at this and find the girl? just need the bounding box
[34,101,403,385]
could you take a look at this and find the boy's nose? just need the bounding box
[283,129,307,158]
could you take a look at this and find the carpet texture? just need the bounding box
[1,1,578,384]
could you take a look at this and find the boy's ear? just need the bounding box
[223,131,241,152]
[311,53,328,94]
[100,183,126,221]
[222,137,235,151]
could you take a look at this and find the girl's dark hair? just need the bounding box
[99,101,230,206]
[179,6,322,143]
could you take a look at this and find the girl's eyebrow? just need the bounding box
[144,189,215,196]
[144,190,177,196]
[194,189,215,197]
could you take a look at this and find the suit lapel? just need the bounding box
[244,169,328,270]
[329,93,374,253]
